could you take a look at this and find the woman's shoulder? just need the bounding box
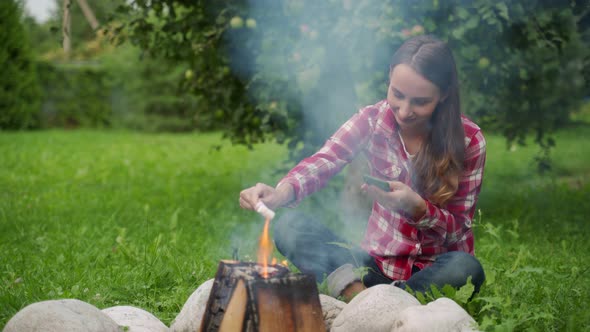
[461,114,483,138]
[358,100,396,132]
[359,99,390,117]
[461,114,486,153]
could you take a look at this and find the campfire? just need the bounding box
[256,212,274,279]
[199,203,326,332]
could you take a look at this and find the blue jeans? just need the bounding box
[273,211,485,294]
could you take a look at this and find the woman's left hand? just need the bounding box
[362,181,427,220]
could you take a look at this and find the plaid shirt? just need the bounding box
[278,100,486,280]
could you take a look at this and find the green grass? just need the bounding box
[1,126,589,331]
[0,130,288,326]
[462,125,590,331]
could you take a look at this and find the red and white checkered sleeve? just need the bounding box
[277,107,374,206]
[409,129,486,248]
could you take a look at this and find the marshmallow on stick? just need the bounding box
[255,201,275,220]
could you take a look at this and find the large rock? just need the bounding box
[3,299,120,332]
[170,279,214,332]
[319,294,346,331]
[331,284,421,332]
[393,297,479,332]
[102,306,169,332]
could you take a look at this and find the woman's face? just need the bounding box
[387,64,442,133]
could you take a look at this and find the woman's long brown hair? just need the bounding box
[390,35,465,206]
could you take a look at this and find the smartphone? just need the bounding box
[363,175,391,192]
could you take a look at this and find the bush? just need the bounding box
[0,0,41,129]
[33,38,203,132]
[98,44,202,132]
[37,61,112,128]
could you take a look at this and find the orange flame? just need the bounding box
[281,260,289,267]
[257,217,273,278]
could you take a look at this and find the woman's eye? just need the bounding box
[393,91,403,99]
[413,99,429,106]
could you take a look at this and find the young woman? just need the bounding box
[239,35,486,301]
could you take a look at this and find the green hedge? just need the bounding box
[34,52,201,132]
[37,61,112,128]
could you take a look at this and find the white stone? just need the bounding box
[102,306,169,332]
[331,284,421,332]
[170,279,214,332]
[393,297,479,332]
[3,299,120,332]
[319,294,346,331]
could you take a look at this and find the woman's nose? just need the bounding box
[398,101,412,118]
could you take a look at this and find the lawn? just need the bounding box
[1,125,589,331]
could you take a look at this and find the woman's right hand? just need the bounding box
[239,183,293,211]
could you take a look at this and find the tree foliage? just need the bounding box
[0,0,41,129]
[107,1,264,144]
[113,1,588,167]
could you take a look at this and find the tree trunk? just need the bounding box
[76,0,99,30]
[200,261,326,332]
[62,0,71,55]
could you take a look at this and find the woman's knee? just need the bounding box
[406,251,485,295]
[272,211,309,253]
[440,251,485,291]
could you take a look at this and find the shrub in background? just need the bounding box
[98,43,201,132]
[36,61,112,128]
[28,27,200,132]
[0,0,41,129]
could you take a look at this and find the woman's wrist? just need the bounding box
[411,195,427,221]
[274,183,295,208]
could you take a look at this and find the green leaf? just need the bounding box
[455,276,475,304]
[415,291,427,304]
[465,16,480,30]
[457,7,469,20]
[430,284,444,299]
[496,3,509,20]
[452,27,465,39]
[441,284,456,297]
[460,45,480,60]
[423,18,436,32]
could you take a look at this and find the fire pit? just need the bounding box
[199,260,325,332]
[200,204,325,331]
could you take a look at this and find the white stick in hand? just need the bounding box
[255,201,275,220]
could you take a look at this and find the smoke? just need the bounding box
[226,1,416,263]
[225,1,405,255]
[229,219,261,262]
[227,0,395,143]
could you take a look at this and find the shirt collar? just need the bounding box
[373,100,398,138]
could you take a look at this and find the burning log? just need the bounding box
[200,260,326,332]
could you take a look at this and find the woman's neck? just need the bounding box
[399,126,429,141]
[399,128,428,156]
